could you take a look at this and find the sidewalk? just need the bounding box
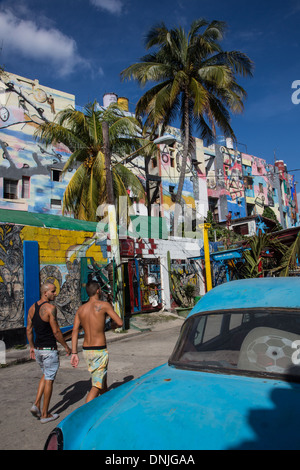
[2,310,185,367]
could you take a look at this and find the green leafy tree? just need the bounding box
[35,102,147,221]
[262,206,283,231]
[121,19,253,212]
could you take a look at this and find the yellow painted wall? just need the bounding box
[20,226,107,265]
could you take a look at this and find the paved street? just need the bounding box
[0,315,183,450]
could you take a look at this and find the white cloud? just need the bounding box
[89,0,123,14]
[0,9,87,77]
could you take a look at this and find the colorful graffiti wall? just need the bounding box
[0,71,74,214]
[0,220,108,331]
[222,147,246,219]
[209,145,298,228]
[154,126,208,232]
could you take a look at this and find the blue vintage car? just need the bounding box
[45,277,300,450]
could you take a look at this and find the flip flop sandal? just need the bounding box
[40,413,59,424]
[30,405,41,418]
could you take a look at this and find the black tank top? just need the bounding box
[32,301,57,348]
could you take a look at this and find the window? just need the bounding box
[151,157,158,168]
[169,310,300,380]
[244,176,253,189]
[50,198,62,208]
[259,183,264,193]
[234,223,249,236]
[3,179,18,199]
[51,169,62,182]
[22,176,30,199]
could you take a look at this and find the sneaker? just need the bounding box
[40,413,59,424]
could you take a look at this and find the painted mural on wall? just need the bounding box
[0,224,24,329]
[0,71,74,214]
[0,222,108,330]
[221,147,246,219]
[208,144,298,228]
[158,126,207,232]
[138,258,162,309]
[169,259,200,308]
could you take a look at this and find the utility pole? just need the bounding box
[203,223,212,292]
[102,121,124,325]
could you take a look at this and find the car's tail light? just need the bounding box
[44,428,63,450]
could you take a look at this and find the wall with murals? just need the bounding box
[208,144,298,228]
[0,216,108,331]
[222,146,246,219]
[0,71,75,214]
[153,126,208,233]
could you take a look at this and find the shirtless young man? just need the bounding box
[26,282,71,424]
[71,280,123,402]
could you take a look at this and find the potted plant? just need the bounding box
[172,281,196,317]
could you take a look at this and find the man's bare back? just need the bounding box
[76,299,118,347]
[71,282,123,402]
[71,281,123,372]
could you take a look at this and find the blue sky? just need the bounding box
[1,0,300,178]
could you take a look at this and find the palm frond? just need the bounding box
[276,233,300,277]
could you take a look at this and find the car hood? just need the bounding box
[59,364,300,450]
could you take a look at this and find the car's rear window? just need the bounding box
[169,309,300,381]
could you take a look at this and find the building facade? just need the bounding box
[0,71,74,214]
[205,140,298,230]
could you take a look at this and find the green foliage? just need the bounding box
[167,251,196,307]
[240,232,300,278]
[271,232,300,277]
[206,210,245,247]
[262,207,283,231]
[240,233,272,278]
[35,102,147,221]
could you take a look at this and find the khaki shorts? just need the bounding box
[82,347,108,390]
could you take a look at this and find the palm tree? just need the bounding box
[240,232,300,278]
[35,102,147,221]
[121,19,253,214]
[271,232,300,277]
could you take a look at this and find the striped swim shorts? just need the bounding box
[82,346,109,390]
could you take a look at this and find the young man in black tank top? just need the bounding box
[26,282,71,424]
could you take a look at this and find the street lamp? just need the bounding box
[111,134,177,168]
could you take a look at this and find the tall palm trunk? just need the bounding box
[102,121,114,206]
[175,91,190,206]
[173,91,190,235]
